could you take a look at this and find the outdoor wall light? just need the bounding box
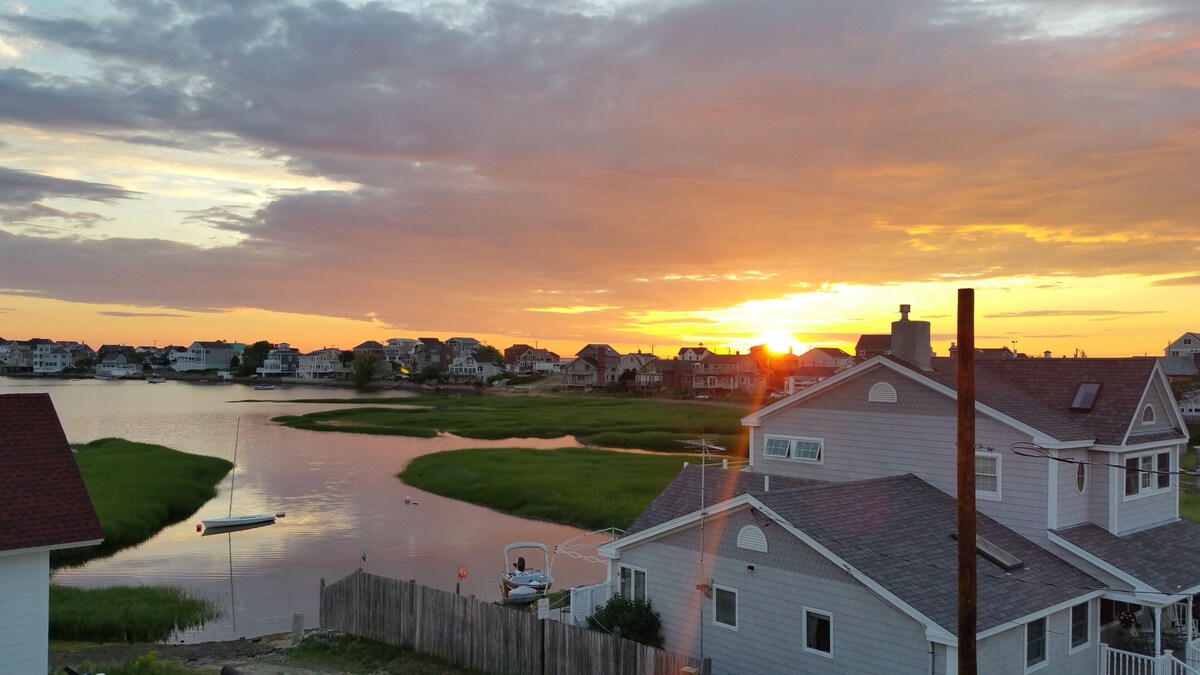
[746,564,755,572]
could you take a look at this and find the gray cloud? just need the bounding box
[1152,275,1200,286]
[986,309,1166,319]
[98,311,189,318]
[0,0,1197,340]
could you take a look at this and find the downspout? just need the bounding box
[929,641,936,675]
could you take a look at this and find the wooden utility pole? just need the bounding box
[957,288,977,674]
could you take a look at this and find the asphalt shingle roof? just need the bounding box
[0,393,104,553]
[756,474,1102,635]
[918,357,1173,445]
[1053,521,1200,594]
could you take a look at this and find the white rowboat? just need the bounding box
[203,514,275,530]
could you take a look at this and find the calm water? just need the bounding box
[1,378,609,642]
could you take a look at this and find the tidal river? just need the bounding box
[1,378,603,642]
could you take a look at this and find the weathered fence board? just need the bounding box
[320,570,701,675]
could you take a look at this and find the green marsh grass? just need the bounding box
[52,438,233,568]
[399,447,687,530]
[275,396,748,453]
[48,585,219,643]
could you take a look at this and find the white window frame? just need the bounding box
[712,585,738,631]
[1069,601,1091,654]
[975,451,1001,501]
[618,564,647,603]
[802,607,833,658]
[1076,463,1087,494]
[1025,616,1048,672]
[761,434,824,463]
[1123,449,1172,500]
[1142,405,1156,425]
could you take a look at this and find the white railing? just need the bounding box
[569,581,612,626]
[1190,640,1200,672]
[1102,644,1200,675]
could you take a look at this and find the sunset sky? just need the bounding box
[0,0,1195,358]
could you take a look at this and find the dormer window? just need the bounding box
[1142,406,1156,425]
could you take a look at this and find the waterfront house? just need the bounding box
[0,393,104,674]
[597,306,1196,674]
[634,358,695,393]
[678,346,713,361]
[691,353,744,396]
[447,352,502,383]
[413,337,453,372]
[509,346,560,374]
[447,337,483,358]
[796,346,854,369]
[1166,333,1200,358]
[96,353,140,378]
[172,340,235,372]
[33,343,72,374]
[618,351,659,382]
[565,344,622,389]
[352,340,386,357]
[781,365,839,394]
[257,343,301,376]
[297,348,347,379]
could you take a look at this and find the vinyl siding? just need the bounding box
[1056,450,1089,529]
[1090,461,1112,530]
[0,550,50,675]
[751,367,1052,541]
[1129,378,1178,436]
[1114,445,1182,534]
[613,508,936,675]
[976,604,1096,675]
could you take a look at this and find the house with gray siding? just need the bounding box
[598,306,1197,674]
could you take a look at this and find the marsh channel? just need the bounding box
[2,377,606,643]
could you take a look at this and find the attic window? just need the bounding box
[737,525,768,553]
[868,382,897,404]
[1071,383,1101,410]
[1142,406,1155,425]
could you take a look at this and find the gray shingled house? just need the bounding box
[598,308,1195,675]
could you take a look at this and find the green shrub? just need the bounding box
[587,595,664,648]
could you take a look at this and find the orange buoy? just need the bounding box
[196,523,202,532]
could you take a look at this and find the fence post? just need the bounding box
[318,577,326,630]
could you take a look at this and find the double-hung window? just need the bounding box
[1026,617,1047,671]
[761,435,823,463]
[1124,451,1172,498]
[1070,602,1090,652]
[713,586,737,630]
[976,452,1001,500]
[618,565,647,603]
[803,608,832,657]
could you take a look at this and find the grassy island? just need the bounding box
[399,447,688,530]
[53,438,233,568]
[275,395,748,453]
[50,438,230,643]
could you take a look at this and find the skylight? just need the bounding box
[1071,383,1101,410]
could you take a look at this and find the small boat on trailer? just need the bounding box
[202,514,276,530]
[500,541,554,603]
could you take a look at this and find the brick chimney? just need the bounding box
[890,304,932,371]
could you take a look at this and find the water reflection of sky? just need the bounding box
[2,379,622,641]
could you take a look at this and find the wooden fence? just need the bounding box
[320,569,705,675]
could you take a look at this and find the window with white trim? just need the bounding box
[761,435,823,462]
[1076,463,1086,494]
[976,452,1001,499]
[1142,405,1156,425]
[713,586,737,630]
[1070,602,1089,651]
[803,607,832,657]
[1026,616,1047,671]
[618,565,646,603]
[1124,450,1172,498]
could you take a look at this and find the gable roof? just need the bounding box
[354,340,386,350]
[855,334,891,353]
[746,355,1185,448]
[615,468,1101,639]
[810,347,852,358]
[0,394,104,554]
[755,474,1102,636]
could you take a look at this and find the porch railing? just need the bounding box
[1101,644,1200,675]
[1190,640,1200,672]
[569,580,612,626]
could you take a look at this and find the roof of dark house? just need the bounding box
[0,393,104,554]
[855,334,891,353]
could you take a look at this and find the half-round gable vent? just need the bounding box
[868,382,898,404]
[737,525,768,553]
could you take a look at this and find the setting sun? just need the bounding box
[759,331,808,356]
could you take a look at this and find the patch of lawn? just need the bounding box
[49,585,219,643]
[52,438,233,568]
[400,447,687,530]
[1181,445,1200,524]
[287,633,474,674]
[276,396,748,453]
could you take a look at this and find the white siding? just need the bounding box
[1057,450,1089,529]
[976,605,1095,675]
[614,508,935,674]
[0,550,50,675]
[753,367,1052,540]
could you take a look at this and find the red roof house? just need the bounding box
[0,393,103,674]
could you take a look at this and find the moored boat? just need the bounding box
[202,514,276,530]
[500,541,554,603]
[146,374,166,383]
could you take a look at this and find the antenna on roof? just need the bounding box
[677,435,727,665]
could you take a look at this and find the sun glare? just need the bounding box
[760,331,807,356]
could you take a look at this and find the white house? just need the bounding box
[0,393,104,674]
[1165,333,1200,358]
[32,343,72,374]
[172,340,235,372]
[447,353,502,382]
[298,348,347,379]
